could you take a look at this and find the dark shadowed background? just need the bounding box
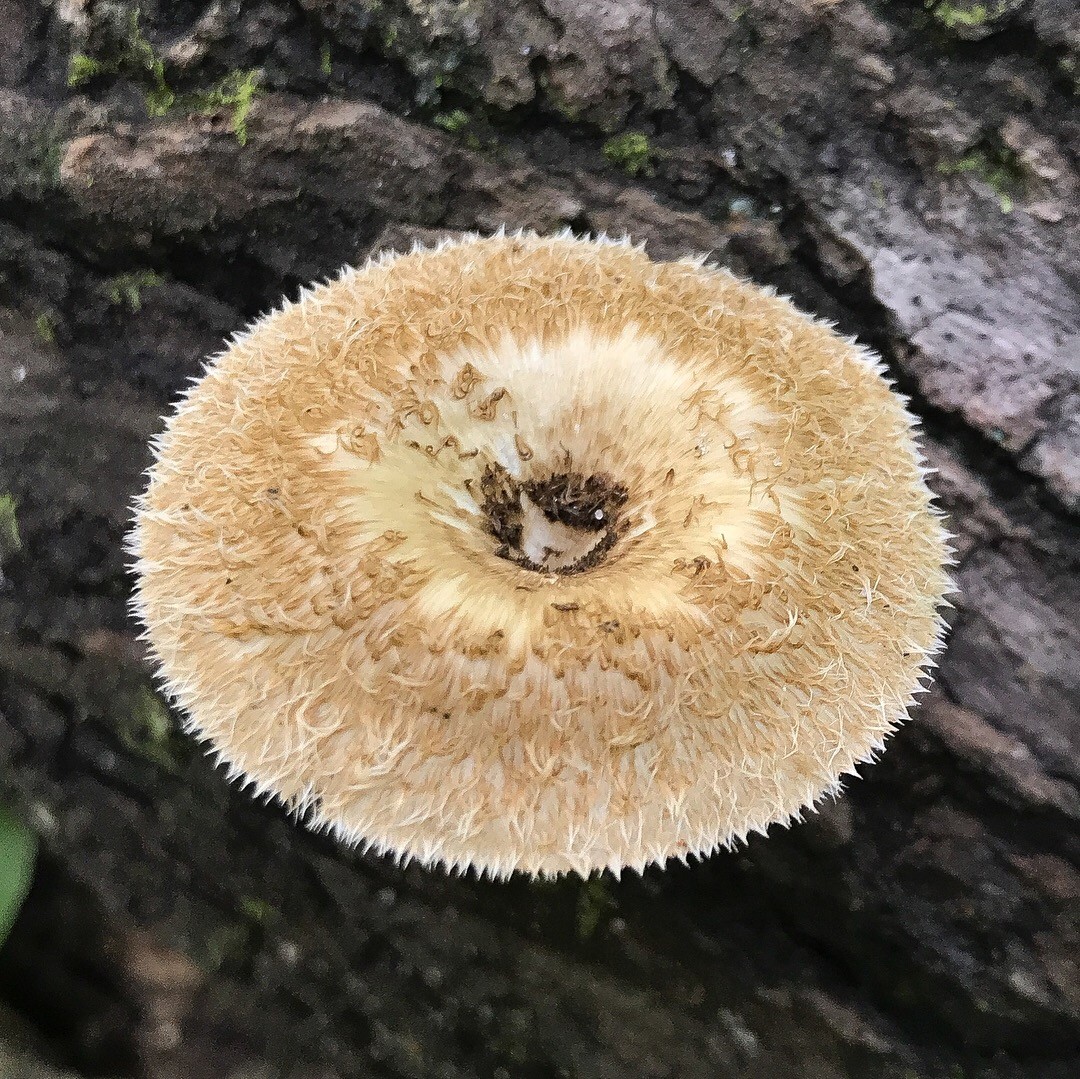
[1,1,1078,1077]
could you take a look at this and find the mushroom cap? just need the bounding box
[132,232,950,877]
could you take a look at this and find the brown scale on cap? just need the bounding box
[131,232,952,878]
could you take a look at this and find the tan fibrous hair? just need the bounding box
[130,231,952,878]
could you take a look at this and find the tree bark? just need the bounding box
[1,1,1077,1076]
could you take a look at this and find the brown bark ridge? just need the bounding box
[1,1,1077,1076]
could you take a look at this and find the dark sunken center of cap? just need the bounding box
[480,464,629,575]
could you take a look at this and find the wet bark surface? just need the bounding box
[1,1,1078,1076]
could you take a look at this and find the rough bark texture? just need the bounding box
[1,1,1078,1076]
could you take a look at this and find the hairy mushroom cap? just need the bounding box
[131,232,950,878]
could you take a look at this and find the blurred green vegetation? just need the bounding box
[0,809,37,949]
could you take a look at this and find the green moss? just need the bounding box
[132,31,174,114]
[0,493,20,555]
[551,97,584,123]
[33,312,54,344]
[106,269,163,311]
[133,685,172,744]
[188,69,261,146]
[1059,54,1080,96]
[37,134,64,189]
[603,132,653,176]
[75,9,262,147]
[939,152,977,175]
[117,6,175,116]
[938,143,1024,212]
[66,8,175,117]
[116,684,184,771]
[575,876,616,940]
[434,108,470,133]
[929,2,1004,30]
[72,15,261,144]
[239,896,275,924]
[68,53,105,88]
[320,42,333,76]
[144,76,175,117]
[199,921,252,972]
[123,7,158,68]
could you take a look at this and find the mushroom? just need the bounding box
[131,232,951,877]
